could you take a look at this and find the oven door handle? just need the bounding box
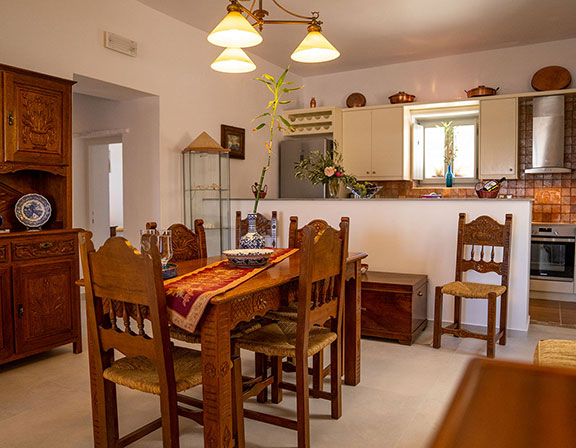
[532,237,576,243]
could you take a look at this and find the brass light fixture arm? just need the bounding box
[229,0,322,31]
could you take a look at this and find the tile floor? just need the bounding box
[530,298,576,328]
[1,320,575,448]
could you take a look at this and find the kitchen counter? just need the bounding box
[232,198,532,331]
[232,197,534,201]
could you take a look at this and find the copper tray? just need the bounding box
[531,66,571,91]
[346,92,366,108]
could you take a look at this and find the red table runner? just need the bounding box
[165,248,298,332]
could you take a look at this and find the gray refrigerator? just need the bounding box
[280,137,332,198]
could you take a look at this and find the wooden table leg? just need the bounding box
[344,260,361,386]
[201,302,235,448]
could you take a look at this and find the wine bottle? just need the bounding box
[483,177,506,192]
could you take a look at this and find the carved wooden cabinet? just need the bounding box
[4,70,70,166]
[0,64,80,365]
[361,271,428,345]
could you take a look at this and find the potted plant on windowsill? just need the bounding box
[441,121,458,188]
[240,67,301,249]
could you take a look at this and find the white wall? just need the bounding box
[301,38,576,108]
[72,93,159,244]
[232,198,533,332]
[0,0,303,235]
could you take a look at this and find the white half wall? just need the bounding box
[300,38,576,108]
[232,198,533,331]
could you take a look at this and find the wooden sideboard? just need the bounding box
[360,271,428,345]
[0,64,80,365]
[0,229,81,363]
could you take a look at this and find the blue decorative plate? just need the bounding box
[15,194,52,228]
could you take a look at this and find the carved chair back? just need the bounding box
[455,213,513,288]
[146,220,207,261]
[296,220,349,354]
[79,232,177,389]
[288,216,350,249]
[235,211,278,248]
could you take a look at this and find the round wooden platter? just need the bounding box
[346,92,366,108]
[531,66,571,91]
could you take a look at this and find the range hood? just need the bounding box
[525,95,569,174]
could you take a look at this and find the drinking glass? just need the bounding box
[140,228,158,254]
[158,230,173,268]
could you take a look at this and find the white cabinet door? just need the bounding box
[342,109,372,178]
[371,107,405,179]
[479,97,518,179]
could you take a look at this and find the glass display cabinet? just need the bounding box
[182,132,231,256]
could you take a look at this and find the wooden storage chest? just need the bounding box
[361,271,428,345]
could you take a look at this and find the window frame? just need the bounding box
[412,111,479,186]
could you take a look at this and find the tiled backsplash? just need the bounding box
[373,94,576,223]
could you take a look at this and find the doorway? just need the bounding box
[86,139,124,249]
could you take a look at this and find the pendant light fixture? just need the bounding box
[208,0,339,73]
[211,47,257,73]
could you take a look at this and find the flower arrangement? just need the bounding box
[294,141,356,197]
[251,67,301,213]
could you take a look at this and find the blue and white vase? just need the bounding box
[239,213,265,249]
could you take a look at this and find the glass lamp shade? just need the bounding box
[211,48,256,73]
[207,11,263,48]
[290,31,340,63]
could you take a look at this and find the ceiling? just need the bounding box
[137,0,576,77]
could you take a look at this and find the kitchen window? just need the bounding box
[412,111,479,184]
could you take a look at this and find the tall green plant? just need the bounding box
[252,67,301,213]
[440,121,458,166]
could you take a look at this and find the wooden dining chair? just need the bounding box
[146,220,207,261]
[79,232,204,447]
[233,220,349,448]
[235,211,278,248]
[433,213,512,358]
[265,216,350,395]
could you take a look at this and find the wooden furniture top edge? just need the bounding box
[0,228,83,238]
[0,63,76,85]
[429,358,576,446]
[361,271,427,286]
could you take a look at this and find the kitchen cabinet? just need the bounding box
[479,97,518,179]
[342,107,409,180]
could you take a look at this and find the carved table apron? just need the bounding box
[174,251,366,448]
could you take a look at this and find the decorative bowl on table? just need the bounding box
[223,248,274,268]
[346,183,382,199]
[162,263,178,280]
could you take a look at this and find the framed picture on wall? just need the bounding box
[221,125,245,160]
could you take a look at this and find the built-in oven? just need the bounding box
[531,224,576,294]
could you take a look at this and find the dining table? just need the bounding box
[171,250,367,448]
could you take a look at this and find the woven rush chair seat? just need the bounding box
[170,320,262,344]
[103,346,203,395]
[236,320,337,358]
[265,302,298,322]
[534,339,576,368]
[441,281,507,299]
